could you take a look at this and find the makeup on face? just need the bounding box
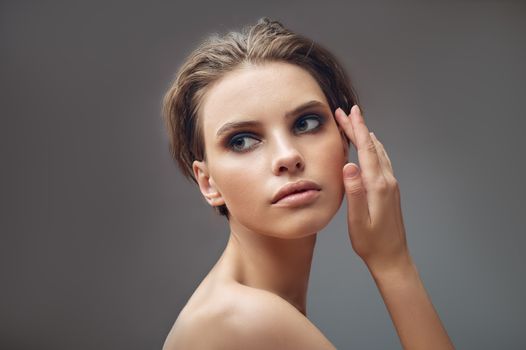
[272,183,322,207]
[197,62,346,237]
[215,100,331,154]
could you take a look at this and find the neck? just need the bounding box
[217,217,317,316]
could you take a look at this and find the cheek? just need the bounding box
[313,131,347,196]
[213,159,266,210]
[315,129,347,170]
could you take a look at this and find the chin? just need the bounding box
[281,191,343,238]
[231,191,343,239]
[269,206,337,239]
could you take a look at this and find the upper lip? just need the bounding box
[271,180,321,204]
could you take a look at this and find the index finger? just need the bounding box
[349,105,384,185]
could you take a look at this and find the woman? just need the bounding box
[161,17,455,349]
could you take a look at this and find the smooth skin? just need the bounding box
[163,63,454,349]
[335,105,455,350]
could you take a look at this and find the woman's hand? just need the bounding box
[335,105,412,274]
[335,105,455,349]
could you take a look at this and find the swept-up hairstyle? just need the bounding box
[162,17,360,220]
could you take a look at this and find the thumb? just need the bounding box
[343,163,369,228]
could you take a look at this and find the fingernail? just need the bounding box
[344,163,360,178]
[354,105,361,114]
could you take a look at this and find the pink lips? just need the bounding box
[271,180,321,205]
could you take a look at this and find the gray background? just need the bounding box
[1,0,525,349]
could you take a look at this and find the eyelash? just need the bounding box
[226,114,326,153]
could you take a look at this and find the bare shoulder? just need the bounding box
[162,284,336,350]
[226,286,337,350]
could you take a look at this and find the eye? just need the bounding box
[294,115,323,134]
[228,133,260,153]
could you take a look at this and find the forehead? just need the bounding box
[199,61,329,141]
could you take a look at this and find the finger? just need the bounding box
[372,133,392,170]
[334,107,357,148]
[350,105,384,185]
[370,132,392,176]
[370,132,395,178]
[343,162,371,229]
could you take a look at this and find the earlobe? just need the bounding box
[192,160,226,207]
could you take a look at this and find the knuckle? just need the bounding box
[365,139,377,153]
[394,182,401,196]
[347,183,365,197]
[374,179,389,193]
[387,177,399,189]
[390,180,401,198]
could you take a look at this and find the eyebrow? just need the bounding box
[215,100,327,138]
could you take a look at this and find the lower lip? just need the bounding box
[273,189,321,207]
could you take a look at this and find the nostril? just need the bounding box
[275,156,304,174]
[296,160,303,168]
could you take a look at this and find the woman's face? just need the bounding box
[193,61,349,238]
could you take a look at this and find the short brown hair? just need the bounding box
[162,17,360,219]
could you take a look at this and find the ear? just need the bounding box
[192,160,226,207]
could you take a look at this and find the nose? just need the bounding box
[271,135,305,175]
